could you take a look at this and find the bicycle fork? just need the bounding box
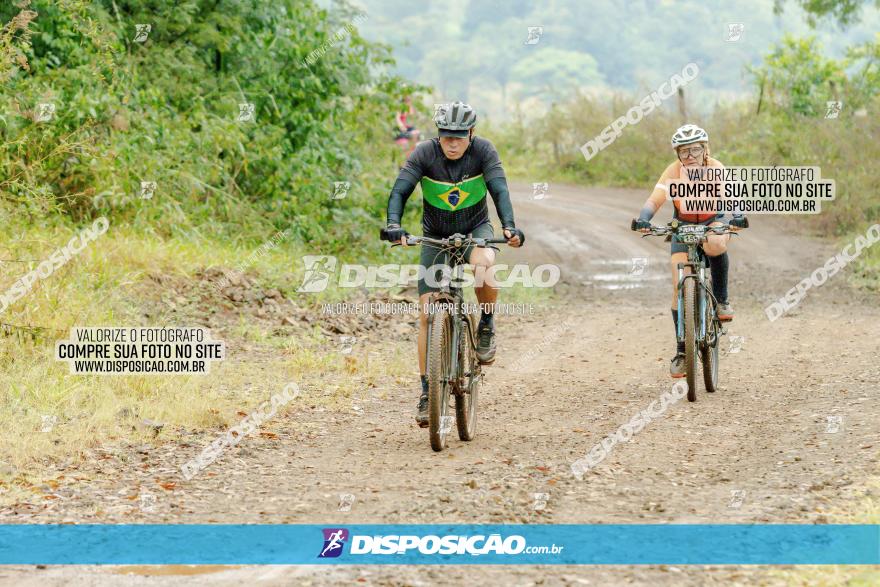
[677,262,719,346]
[676,262,708,345]
[425,305,464,395]
[449,315,462,394]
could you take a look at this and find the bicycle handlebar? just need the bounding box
[630,219,746,236]
[380,228,511,248]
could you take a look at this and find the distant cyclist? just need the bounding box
[632,124,746,378]
[394,96,420,165]
[384,101,524,426]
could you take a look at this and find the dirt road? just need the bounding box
[3,183,879,586]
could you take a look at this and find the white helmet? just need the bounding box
[671,124,708,149]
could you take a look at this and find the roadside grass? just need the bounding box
[0,223,412,500]
[851,236,880,291]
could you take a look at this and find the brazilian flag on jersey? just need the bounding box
[420,175,488,211]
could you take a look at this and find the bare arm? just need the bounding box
[638,162,677,222]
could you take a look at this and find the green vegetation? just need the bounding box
[0,0,876,522]
[775,0,880,26]
[0,0,414,252]
[356,0,880,116]
[483,32,880,287]
[0,0,420,484]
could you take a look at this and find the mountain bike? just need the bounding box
[632,219,747,401]
[381,229,508,451]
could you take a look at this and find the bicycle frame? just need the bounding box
[418,234,503,394]
[634,220,732,348]
[632,218,745,398]
[675,244,718,346]
[379,228,510,447]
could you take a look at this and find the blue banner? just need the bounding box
[0,524,876,565]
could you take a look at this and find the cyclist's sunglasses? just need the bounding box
[677,145,705,158]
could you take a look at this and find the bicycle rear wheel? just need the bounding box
[428,309,454,451]
[455,314,479,441]
[701,290,720,393]
[683,278,698,402]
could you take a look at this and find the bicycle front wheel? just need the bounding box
[428,309,454,451]
[455,314,479,441]
[702,290,720,393]
[683,278,698,402]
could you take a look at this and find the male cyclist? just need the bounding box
[384,101,524,426]
[632,124,746,378]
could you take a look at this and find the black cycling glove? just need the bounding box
[504,227,525,245]
[729,216,749,229]
[383,224,408,242]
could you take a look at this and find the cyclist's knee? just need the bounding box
[470,247,495,268]
[704,235,728,256]
[470,249,497,287]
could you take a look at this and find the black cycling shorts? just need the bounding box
[394,126,417,140]
[418,222,494,296]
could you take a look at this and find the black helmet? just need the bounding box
[434,101,477,137]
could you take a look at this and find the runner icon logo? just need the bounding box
[318,528,349,558]
[297,255,338,293]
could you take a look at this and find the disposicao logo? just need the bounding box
[349,533,530,555]
[316,530,563,558]
[318,528,349,558]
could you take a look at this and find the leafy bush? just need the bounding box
[0,0,417,252]
[749,35,848,116]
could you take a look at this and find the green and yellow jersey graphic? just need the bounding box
[420,174,487,211]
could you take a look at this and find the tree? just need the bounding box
[0,0,410,243]
[509,48,604,99]
[749,35,848,116]
[846,32,880,100]
[774,0,880,26]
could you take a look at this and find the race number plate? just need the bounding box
[678,224,705,244]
